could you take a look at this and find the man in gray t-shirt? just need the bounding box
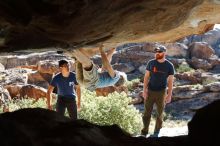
[72,45,127,91]
[141,45,175,137]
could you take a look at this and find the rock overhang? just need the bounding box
[0,0,220,53]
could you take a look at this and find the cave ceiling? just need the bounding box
[0,0,220,52]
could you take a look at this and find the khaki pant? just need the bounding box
[142,89,166,134]
[75,61,99,91]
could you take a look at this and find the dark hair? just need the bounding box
[58,60,68,67]
[57,50,63,54]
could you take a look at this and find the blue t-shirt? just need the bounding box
[50,72,78,98]
[146,59,175,91]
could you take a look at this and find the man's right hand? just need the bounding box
[46,85,55,110]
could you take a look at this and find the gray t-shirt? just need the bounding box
[146,59,175,91]
[50,72,78,98]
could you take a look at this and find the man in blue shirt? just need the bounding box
[141,45,175,137]
[46,60,81,120]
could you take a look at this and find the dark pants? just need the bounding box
[56,96,77,120]
[142,89,166,134]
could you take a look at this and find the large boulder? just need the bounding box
[0,108,188,146]
[27,72,52,89]
[188,42,215,60]
[175,72,202,84]
[113,63,135,73]
[172,85,204,100]
[165,43,188,58]
[0,108,71,146]
[0,51,72,69]
[188,99,220,146]
[37,60,59,74]
[114,45,155,67]
[200,72,220,85]
[0,68,28,86]
[5,84,55,100]
[179,28,220,57]
[36,59,75,74]
[4,84,22,98]
[204,82,220,92]
[95,86,128,97]
[0,56,27,69]
[189,57,213,70]
[19,85,48,100]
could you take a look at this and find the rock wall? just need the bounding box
[1,0,220,51]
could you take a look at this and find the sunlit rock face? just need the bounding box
[0,0,220,52]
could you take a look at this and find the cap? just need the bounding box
[154,45,166,52]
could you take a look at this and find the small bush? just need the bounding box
[202,78,218,85]
[125,78,140,91]
[191,84,203,90]
[176,62,194,73]
[1,98,47,112]
[79,90,143,135]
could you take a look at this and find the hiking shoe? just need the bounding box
[149,132,159,138]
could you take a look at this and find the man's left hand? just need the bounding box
[165,95,172,104]
[77,103,81,111]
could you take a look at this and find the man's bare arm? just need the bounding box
[75,85,81,110]
[78,48,98,58]
[78,47,108,58]
[165,75,174,103]
[101,48,116,71]
[99,45,115,78]
[72,50,92,69]
[46,85,54,110]
[143,70,150,100]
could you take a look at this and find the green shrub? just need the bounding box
[176,62,194,73]
[191,84,203,90]
[202,78,218,85]
[125,78,140,91]
[0,98,47,113]
[79,89,143,135]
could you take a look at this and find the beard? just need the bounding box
[156,53,165,60]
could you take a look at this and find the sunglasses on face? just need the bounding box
[155,51,163,53]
